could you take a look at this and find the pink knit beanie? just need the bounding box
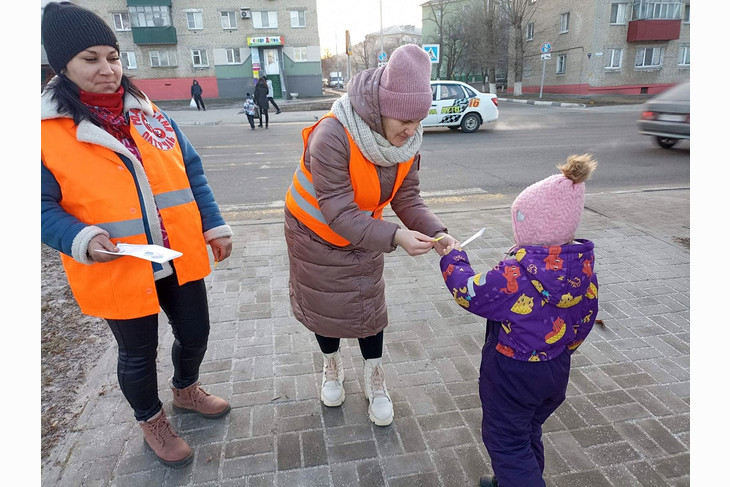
[511,154,598,246]
[379,44,433,121]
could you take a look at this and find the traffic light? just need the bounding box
[345,30,352,55]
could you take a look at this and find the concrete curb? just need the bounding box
[498,97,587,108]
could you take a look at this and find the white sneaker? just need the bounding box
[320,350,345,407]
[364,357,394,426]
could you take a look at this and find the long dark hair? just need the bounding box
[45,74,146,126]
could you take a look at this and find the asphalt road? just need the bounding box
[179,103,690,218]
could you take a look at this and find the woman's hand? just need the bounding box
[432,233,459,256]
[395,229,434,256]
[87,234,122,263]
[209,236,233,264]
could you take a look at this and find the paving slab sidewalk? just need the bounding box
[41,185,690,486]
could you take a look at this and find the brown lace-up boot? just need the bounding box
[170,379,231,418]
[139,409,193,468]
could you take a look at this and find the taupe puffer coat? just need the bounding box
[284,65,447,338]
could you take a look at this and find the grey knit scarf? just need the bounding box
[331,94,422,167]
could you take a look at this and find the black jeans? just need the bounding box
[315,331,384,360]
[267,96,280,112]
[106,274,210,421]
[258,108,269,128]
[193,95,206,111]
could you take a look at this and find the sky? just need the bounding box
[316,0,426,55]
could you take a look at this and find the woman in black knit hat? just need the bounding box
[41,2,233,468]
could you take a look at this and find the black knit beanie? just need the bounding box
[41,2,119,74]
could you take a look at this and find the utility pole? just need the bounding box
[380,0,384,56]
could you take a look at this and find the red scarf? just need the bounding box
[80,86,171,249]
[80,86,132,141]
[79,87,125,115]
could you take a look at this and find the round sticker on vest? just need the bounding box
[129,110,177,150]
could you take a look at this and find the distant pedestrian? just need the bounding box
[265,76,281,114]
[243,93,256,129]
[439,155,600,487]
[253,77,269,128]
[191,79,205,111]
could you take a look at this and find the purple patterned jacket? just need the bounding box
[440,240,599,362]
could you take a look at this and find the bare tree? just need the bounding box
[352,36,377,72]
[423,0,463,79]
[462,0,505,92]
[440,15,468,79]
[499,0,537,95]
[320,51,338,85]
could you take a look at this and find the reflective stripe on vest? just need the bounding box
[285,112,414,247]
[288,166,374,224]
[97,218,146,239]
[41,105,211,319]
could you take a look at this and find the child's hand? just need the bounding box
[433,233,460,256]
[442,242,462,255]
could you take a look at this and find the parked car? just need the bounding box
[637,81,690,149]
[423,80,499,133]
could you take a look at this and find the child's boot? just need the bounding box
[480,475,499,486]
[139,408,193,468]
[363,357,394,426]
[170,380,231,418]
[320,350,345,407]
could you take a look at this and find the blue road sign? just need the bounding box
[378,51,387,62]
[541,42,552,53]
[423,44,440,63]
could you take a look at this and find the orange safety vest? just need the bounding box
[285,112,414,247]
[41,105,211,319]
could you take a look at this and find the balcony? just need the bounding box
[626,19,681,42]
[132,26,177,45]
[627,1,682,42]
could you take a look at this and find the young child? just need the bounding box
[243,93,257,130]
[440,154,599,487]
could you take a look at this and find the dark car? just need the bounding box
[637,81,689,149]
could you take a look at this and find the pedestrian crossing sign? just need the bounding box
[423,44,439,63]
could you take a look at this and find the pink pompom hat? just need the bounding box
[511,154,598,246]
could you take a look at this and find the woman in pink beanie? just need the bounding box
[440,154,600,486]
[284,44,457,426]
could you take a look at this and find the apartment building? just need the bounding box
[41,0,324,101]
[522,0,690,95]
[419,0,690,95]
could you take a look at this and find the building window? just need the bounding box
[191,49,208,67]
[610,3,628,24]
[560,12,570,33]
[635,46,664,68]
[112,12,131,31]
[683,3,690,23]
[632,1,682,20]
[293,47,307,62]
[290,10,306,28]
[253,11,278,29]
[129,6,171,27]
[149,50,177,67]
[225,48,241,64]
[186,10,203,30]
[678,45,689,66]
[121,51,136,69]
[556,54,566,74]
[220,11,237,29]
[526,22,534,40]
[605,48,622,69]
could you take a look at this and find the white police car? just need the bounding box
[423,80,499,133]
